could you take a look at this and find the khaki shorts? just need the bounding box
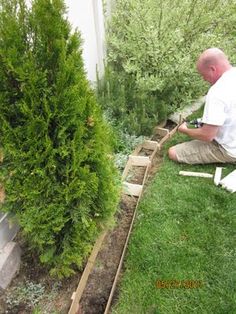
[174,140,236,164]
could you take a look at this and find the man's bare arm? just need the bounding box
[178,122,219,142]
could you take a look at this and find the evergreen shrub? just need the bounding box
[0,0,119,277]
[99,0,236,135]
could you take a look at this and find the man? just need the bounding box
[168,47,236,164]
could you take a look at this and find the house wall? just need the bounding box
[65,0,106,82]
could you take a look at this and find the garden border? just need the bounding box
[68,119,181,314]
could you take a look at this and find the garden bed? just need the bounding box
[68,120,178,313]
[0,120,177,314]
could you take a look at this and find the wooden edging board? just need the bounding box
[122,141,159,181]
[104,193,142,314]
[68,231,107,314]
[68,120,180,314]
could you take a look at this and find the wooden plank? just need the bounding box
[123,139,160,178]
[121,158,132,181]
[159,133,170,146]
[104,178,145,314]
[71,292,76,301]
[122,156,150,181]
[104,200,139,314]
[141,162,151,186]
[128,155,151,167]
[123,182,143,196]
[179,171,213,178]
[147,141,161,162]
[68,231,107,314]
[169,125,179,137]
[159,124,179,147]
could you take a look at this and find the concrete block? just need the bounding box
[0,212,20,250]
[169,96,205,124]
[0,242,21,289]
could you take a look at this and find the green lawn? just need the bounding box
[113,133,236,314]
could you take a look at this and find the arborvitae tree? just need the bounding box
[0,0,119,277]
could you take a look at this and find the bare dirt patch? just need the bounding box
[138,148,153,157]
[126,165,147,185]
[79,195,138,314]
[164,119,177,131]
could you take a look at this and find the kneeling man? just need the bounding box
[169,48,236,164]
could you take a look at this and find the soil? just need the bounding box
[147,152,164,181]
[151,133,163,141]
[138,148,153,157]
[126,165,147,185]
[79,195,138,314]
[164,119,177,131]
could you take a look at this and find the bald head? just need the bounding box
[197,48,229,68]
[197,48,232,84]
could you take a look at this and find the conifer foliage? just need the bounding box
[0,0,119,277]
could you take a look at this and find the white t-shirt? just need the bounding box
[202,67,236,157]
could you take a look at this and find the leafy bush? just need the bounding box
[99,0,236,135]
[0,0,120,277]
[102,110,147,170]
[113,129,146,170]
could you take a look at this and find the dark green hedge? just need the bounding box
[0,0,120,277]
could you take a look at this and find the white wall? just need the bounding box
[65,0,106,82]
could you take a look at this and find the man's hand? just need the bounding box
[178,122,188,134]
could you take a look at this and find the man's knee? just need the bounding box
[168,146,178,161]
